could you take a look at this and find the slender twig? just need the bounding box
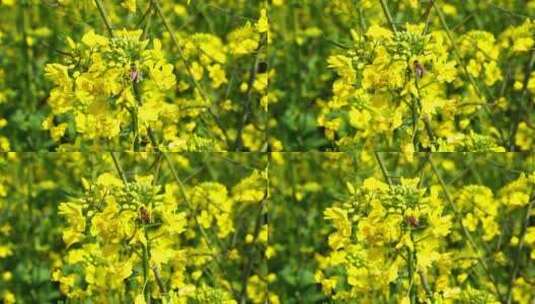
[150,0,231,147]
[432,1,486,103]
[510,49,535,149]
[414,77,436,147]
[93,1,142,151]
[110,152,151,302]
[421,0,434,35]
[418,270,433,298]
[152,265,167,294]
[233,37,266,150]
[407,245,417,303]
[239,160,270,304]
[488,3,533,19]
[379,0,397,32]
[18,3,35,111]
[239,195,268,304]
[142,229,151,303]
[428,154,505,301]
[110,152,128,186]
[451,14,474,33]
[158,151,239,299]
[94,0,114,37]
[160,152,223,248]
[137,2,154,28]
[141,3,153,41]
[506,193,535,304]
[375,152,393,186]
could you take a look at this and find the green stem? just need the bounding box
[132,80,143,151]
[421,0,434,35]
[233,36,266,151]
[510,49,535,150]
[140,2,154,40]
[152,265,166,295]
[408,231,421,303]
[506,193,535,304]
[410,97,418,148]
[379,0,397,32]
[375,152,393,186]
[94,0,114,37]
[158,151,239,298]
[110,152,128,186]
[428,154,504,301]
[150,0,230,147]
[407,246,416,304]
[143,228,151,303]
[432,1,486,102]
[18,3,35,110]
[418,269,433,299]
[239,191,269,304]
[414,80,436,147]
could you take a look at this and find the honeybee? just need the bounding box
[405,215,419,228]
[130,63,142,83]
[413,60,426,79]
[138,206,151,224]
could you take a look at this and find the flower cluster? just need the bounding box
[52,154,272,303]
[44,29,177,150]
[317,22,514,152]
[267,0,535,151]
[315,165,535,303]
[38,2,269,152]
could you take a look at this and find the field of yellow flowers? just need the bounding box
[0,1,534,304]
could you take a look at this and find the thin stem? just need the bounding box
[428,154,505,301]
[510,49,535,149]
[137,2,154,28]
[94,0,114,37]
[414,78,436,147]
[132,78,143,151]
[110,152,128,186]
[410,98,418,147]
[152,265,166,295]
[143,228,151,303]
[233,36,266,151]
[158,151,238,298]
[421,0,434,35]
[379,0,397,32]
[407,246,416,304]
[93,0,151,151]
[375,152,393,186]
[18,3,35,111]
[432,1,486,103]
[150,0,230,147]
[140,2,154,40]
[239,184,269,304]
[418,270,433,298]
[160,152,221,249]
[506,194,535,304]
